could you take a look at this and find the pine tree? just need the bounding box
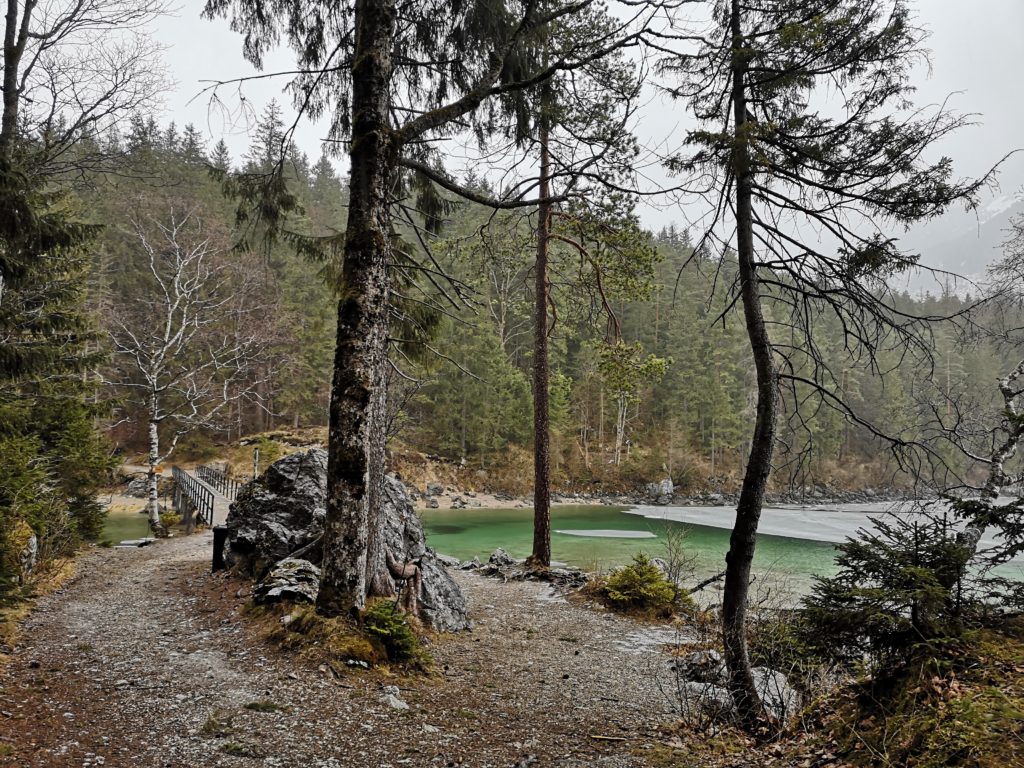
[205,0,651,616]
[243,100,287,173]
[180,124,207,165]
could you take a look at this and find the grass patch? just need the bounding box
[220,741,264,758]
[0,558,75,670]
[244,700,287,713]
[199,709,234,737]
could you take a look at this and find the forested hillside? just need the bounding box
[72,105,1019,495]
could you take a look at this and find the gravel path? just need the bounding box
[0,534,685,767]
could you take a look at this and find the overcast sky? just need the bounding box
[154,1,1024,231]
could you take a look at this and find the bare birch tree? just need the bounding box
[944,215,1024,567]
[107,208,270,528]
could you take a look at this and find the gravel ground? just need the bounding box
[0,533,687,767]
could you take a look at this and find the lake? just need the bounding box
[101,500,151,542]
[420,504,840,594]
[421,502,1024,597]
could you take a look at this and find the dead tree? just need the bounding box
[107,208,270,528]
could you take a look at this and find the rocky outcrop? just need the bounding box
[126,476,149,498]
[378,474,470,632]
[254,558,320,604]
[224,449,328,576]
[225,448,469,632]
[487,548,517,568]
[646,478,674,505]
[458,548,590,590]
[672,650,799,724]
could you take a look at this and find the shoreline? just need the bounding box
[407,484,920,512]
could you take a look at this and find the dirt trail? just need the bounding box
[0,534,683,767]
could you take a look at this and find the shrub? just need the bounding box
[599,553,680,617]
[801,512,975,672]
[362,599,430,668]
[811,621,1024,768]
[159,512,182,530]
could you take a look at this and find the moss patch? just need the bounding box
[244,700,288,713]
[259,603,383,666]
[245,599,433,674]
[220,741,265,758]
[808,619,1024,768]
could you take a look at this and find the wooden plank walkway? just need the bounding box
[173,467,233,526]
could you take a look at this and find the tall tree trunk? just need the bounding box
[949,358,1024,580]
[0,0,27,158]
[530,100,552,568]
[722,0,776,729]
[613,396,626,466]
[147,414,160,528]
[317,0,397,617]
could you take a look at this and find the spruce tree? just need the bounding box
[663,0,992,727]
[210,139,232,172]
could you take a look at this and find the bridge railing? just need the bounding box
[172,466,215,526]
[196,464,241,501]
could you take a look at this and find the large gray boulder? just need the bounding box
[225,448,469,632]
[125,475,148,498]
[379,474,470,632]
[673,652,799,724]
[224,449,328,576]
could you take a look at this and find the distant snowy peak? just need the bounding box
[978,190,1024,226]
[924,194,1024,278]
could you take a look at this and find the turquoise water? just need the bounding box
[421,505,839,592]
[101,506,151,543]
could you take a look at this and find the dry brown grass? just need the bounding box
[0,557,76,670]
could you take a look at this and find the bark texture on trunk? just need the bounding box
[721,0,777,729]
[147,417,160,527]
[954,358,1024,568]
[317,0,397,617]
[530,108,552,568]
[0,0,28,157]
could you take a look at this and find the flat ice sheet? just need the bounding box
[555,528,658,539]
[626,501,1020,557]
